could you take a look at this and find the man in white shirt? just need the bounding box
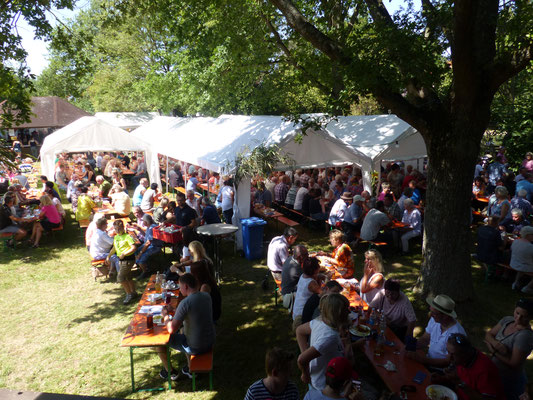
[399,198,422,254]
[360,201,391,241]
[267,227,299,280]
[89,217,119,274]
[407,294,466,368]
[328,192,352,227]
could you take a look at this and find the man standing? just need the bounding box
[274,175,290,204]
[174,192,198,229]
[132,178,149,207]
[280,245,308,310]
[157,273,216,381]
[267,227,298,281]
[107,220,137,304]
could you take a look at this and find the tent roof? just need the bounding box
[40,116,151,154]
[132,115,368,173]
[13,96,92,129]
[325,115,424,161]
[94,112,160,129]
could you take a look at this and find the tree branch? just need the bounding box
[267,0,350,64]
[260,12,330,94]
[488,44,533,94]
[363,0,395,26]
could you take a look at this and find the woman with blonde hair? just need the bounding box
[169,240,214,277]
[359,249,384,304]
[30,194,61,248]
[296,293,350,391]
[110,168,127,194]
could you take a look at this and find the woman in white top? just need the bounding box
[296,294,350,391]
[360,249,384,304]
[510,226,533,294]
[292,258,322,330]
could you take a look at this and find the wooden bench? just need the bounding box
[78,219,90,229]
[90,259,109,281]
[275,216,299,228]
[0,232,15,252]
[188,350,214,391]
[274,278,282,307]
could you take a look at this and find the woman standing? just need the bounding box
[220,177,234,224]
[485,298,533,400]
[359,249,385,304]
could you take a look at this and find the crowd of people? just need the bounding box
[2,147,533,399]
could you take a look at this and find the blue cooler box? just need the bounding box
[241,217,267,260]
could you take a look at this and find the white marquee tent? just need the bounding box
[40,116,157,183]
[131,114,427,249]
[132,114,426,192]
[94,112,160,130]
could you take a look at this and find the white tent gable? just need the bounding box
[40,116,155,181]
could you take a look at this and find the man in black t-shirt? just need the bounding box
[0,195,27,242]
[174,192,197,228]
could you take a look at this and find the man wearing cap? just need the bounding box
[328,192,352,227]
[407,294,466,368]
[267,227,299,281]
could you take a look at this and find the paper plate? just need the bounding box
[349,324,371,337]
[426,385,458,400]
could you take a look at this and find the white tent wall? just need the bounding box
[40,116,156,184]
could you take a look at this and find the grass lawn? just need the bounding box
[0,205,531,399]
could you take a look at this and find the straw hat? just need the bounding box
[340,192,353,201]
[426,294,457,318]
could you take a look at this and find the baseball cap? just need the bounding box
[325,357,358,381]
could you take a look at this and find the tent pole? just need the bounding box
[166,156,169,193]
[376,161,382,196]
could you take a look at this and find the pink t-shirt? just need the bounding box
[523,159,533,172]
[41,205,61,224]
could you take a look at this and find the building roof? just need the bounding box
[13,97,92,129]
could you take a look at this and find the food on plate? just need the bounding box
[349,324,371,337]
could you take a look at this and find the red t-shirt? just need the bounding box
[456,351,505,400]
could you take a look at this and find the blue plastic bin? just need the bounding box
[241,217,267,260]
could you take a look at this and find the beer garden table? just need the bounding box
[120,275,181,392]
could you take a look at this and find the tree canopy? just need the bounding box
[0,0,73,127]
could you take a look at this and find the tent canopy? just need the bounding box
[94,112,160,130]
[132,115,370,174]
[40,116,157,182]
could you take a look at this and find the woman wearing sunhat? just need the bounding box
[406,294,466,368]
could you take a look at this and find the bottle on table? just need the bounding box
[155,272,162,294]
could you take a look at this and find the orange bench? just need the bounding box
[188,350,214,391]
[274,278,282,307]
[1,232,15,252]
[91,259,109,281]
[275,216,299,227]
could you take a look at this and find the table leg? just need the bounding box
[166,345,172,390]
[130,347,135,393]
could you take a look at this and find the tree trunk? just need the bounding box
[420,119,485,301]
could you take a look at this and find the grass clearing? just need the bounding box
[0,206,530,399]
